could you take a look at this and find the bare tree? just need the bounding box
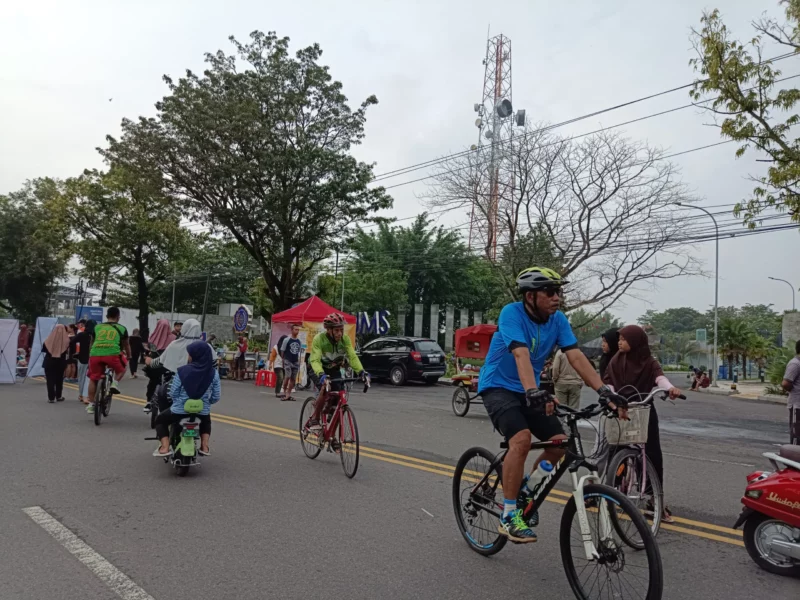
[423,126,702,315]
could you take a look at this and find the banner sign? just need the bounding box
[233,305,249,333]
[76,305,104,322]
[356,310,391,335]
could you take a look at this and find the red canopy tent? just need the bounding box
[271,296,356,324]
[454,324,497,360]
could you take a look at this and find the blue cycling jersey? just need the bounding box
[478,303,577,394]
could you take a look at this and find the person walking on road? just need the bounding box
[234,335,248,381]
[780,340,800,445]
[599,327,620,380]
[70,319,95,403]
[42,325,70,403]
[551,348,584,410]
[280,325,302,401]
[268,335,286,399]
[129,328,144,378]
[603,324,682,523]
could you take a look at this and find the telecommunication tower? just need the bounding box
[468,33,526,260]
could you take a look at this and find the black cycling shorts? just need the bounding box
[481,387,564,442]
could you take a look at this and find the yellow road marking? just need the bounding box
[53,381,744,545]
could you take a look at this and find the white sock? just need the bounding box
[503,499,517,519]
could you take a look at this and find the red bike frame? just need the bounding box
[317,387,353,446]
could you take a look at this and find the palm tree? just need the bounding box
[718,318,751,377]
[744,334,771,380]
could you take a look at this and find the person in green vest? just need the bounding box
[86,307,131,412]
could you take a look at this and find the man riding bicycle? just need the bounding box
[306,313,368,431]
[86,306,131,413]
[478,267,627,543]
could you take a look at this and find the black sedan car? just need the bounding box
[357,336,446,385]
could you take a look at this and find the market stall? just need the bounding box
[269,297,357,388]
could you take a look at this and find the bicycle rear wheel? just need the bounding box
[605,447,663,547]
[560,483,663,600]
[102,378,112,417]
[452,446,507,556]
[93,380,104,426]
[299,397,322,459]
[338,406,359,478]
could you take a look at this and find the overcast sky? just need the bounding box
[2,0,798,323]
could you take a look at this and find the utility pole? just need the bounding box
[676,202,719,386]
[170,268,177,322]
[768,276,796,311]
[340,269,345,312]
[200,273,211,331]
[332,250,339,301]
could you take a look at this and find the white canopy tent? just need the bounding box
[26,317,58,379]
[0,319,19,384]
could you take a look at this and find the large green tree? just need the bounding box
[0,179,72,323]
[66,167,193,339]
[690,2,800,227]
[101,30,392,312]
[569,309,622,345]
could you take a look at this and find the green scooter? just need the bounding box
[146,399,204,477]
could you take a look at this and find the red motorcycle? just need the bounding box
[734,444,800,577]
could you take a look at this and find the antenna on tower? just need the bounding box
[467,32,526,261]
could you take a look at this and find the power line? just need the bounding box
[370,53,797,182]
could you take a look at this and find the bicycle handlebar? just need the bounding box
[324,375,371,393]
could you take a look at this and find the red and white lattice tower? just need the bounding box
[468,33,525,260]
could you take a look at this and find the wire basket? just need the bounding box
[602,405,651,446]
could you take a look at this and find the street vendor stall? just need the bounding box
[269,297,357,389]
[451,324,497,417]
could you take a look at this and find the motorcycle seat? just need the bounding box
[779,444,800,464]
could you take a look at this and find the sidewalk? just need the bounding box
[699,379,788,405]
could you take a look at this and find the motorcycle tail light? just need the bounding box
[745,489,763,499]
[182,423,198,430]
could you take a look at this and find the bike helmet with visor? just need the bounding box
[323,312,347,328]
[516,266,568,291]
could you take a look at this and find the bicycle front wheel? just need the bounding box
[560,483,663,600]
[339,406,359,478]
[299,397,322,459]
[605,447,663,547]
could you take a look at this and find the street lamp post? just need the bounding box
[676,202,719,386]
[767,276,796,311]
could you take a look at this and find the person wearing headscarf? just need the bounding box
[18,324,30,359]
[603,324,683,523]
[153,341,221,457]
[598,328,620,380]
[42,325,70,403]
[141,319,174,412]
[71,319,95,403]
[144,319,213,411]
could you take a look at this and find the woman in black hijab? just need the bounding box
[598,328,620,380]
[603,324,682,523]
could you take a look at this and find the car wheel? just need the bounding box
[389,365,406,386]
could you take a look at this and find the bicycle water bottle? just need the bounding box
[522,460,554,497]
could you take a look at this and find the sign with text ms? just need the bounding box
[357,310,391,335]
[75,306,104,323]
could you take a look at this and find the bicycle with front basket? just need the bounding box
[601,387,686,546]
[452,398,663,600]
[299,376,369,479]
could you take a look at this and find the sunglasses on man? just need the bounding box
[542,287,563,298]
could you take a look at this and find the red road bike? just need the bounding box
[299,376,369,478]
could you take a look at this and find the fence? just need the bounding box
[393,304,493,351]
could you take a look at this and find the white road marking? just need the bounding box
[22,506,156,600]
[421,508,434,518]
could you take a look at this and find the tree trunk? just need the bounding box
[100,270,109,306]
[134,247,150,342]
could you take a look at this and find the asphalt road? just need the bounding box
[1,375,797,600]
